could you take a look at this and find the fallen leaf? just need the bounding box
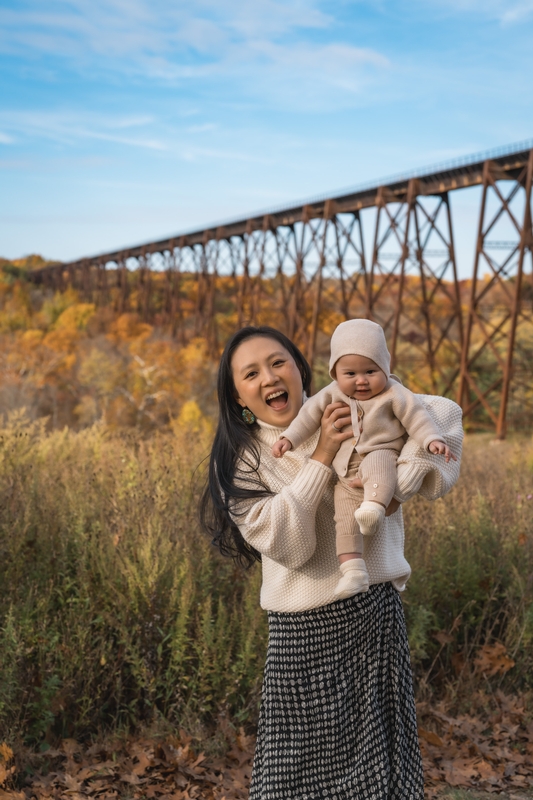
[20,696,533,800]
[62,739,82,757]
[474,643,515,677]
[0,765,12,787]
[64,773,83,791]
[0,745,13,764]
[442,758,478,786]
[475,759,499,779]
[451,652,466,676]
[120,772,141,784]
[418,728,444,747]
[131,750,151,776]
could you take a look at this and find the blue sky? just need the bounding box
[1,0,533,265]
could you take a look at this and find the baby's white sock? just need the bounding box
[354,501,386,536]
[333,558,370,600]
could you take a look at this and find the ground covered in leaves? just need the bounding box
[0,693,532,799]
[0,727,254,800]
[418,692,533,797]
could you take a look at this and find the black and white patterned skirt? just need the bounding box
[249,582,424,800]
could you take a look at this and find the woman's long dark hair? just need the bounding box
[199,326,312,568]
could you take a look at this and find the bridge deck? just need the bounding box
[48,139,533,268]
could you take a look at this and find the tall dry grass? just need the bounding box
[403,433,533,702]
[0,413,532,747]
[0,408,266,746]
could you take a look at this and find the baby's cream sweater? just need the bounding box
[232,396,463,613]
[281,379,444,478]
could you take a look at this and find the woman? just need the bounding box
[200,325,451,799]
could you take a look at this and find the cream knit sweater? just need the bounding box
[233,396,463,613]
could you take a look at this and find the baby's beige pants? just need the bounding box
[334,448,399,556]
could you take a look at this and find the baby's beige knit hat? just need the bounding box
[329,319,391,378]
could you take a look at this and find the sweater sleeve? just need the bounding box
[395,395,463,503]
[231,457,333,569]
[390,385,444,451]
[280,387,334,450]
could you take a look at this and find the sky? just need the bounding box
[1,0,533,267]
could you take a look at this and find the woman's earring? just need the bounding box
[242,407,256,425]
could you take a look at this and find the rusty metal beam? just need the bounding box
[496,149,533,439]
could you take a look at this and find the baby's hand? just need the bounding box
[428,440,457,463]
[272,438,293,458]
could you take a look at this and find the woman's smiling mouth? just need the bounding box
[266,390,289,409]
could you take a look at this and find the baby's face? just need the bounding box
[334,354,387,400]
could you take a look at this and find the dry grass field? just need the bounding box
[0,413,532,795]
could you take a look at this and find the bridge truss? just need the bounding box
[30,141,533,437]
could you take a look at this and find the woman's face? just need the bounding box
[232,336,304,428]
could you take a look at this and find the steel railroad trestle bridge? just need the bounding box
[30,140,533,437]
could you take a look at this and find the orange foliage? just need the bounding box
[0,269,217,430]
[1,257,531,431]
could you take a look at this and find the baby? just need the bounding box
[272,319,455,600]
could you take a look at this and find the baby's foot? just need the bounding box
[334,558,370,600]
[354,501,385,536]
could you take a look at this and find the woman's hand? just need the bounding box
[311,402,353,466]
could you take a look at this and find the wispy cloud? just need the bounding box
[0,0,388,110]
[0,132,14,144]
[224,39,390,110]
[424,0,533,23]
[0,154,112,171]
[0,109,276,164]
[500,0,533,22]
[0,1,329,65]
[0,110,167,151]
[186,123,218,133]
[179,145,272,163]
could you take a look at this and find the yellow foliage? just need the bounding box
[173,400,214,438]
[54,303,95,331]
[0,282,32,332]
[11,254,50,271]
[178,337,209,368]
[43,328,80,353]
[78,348,125,396]
[109,313,153,342]
[37,287,80,328]
[74,396,99,427]
[20,329,44,347]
